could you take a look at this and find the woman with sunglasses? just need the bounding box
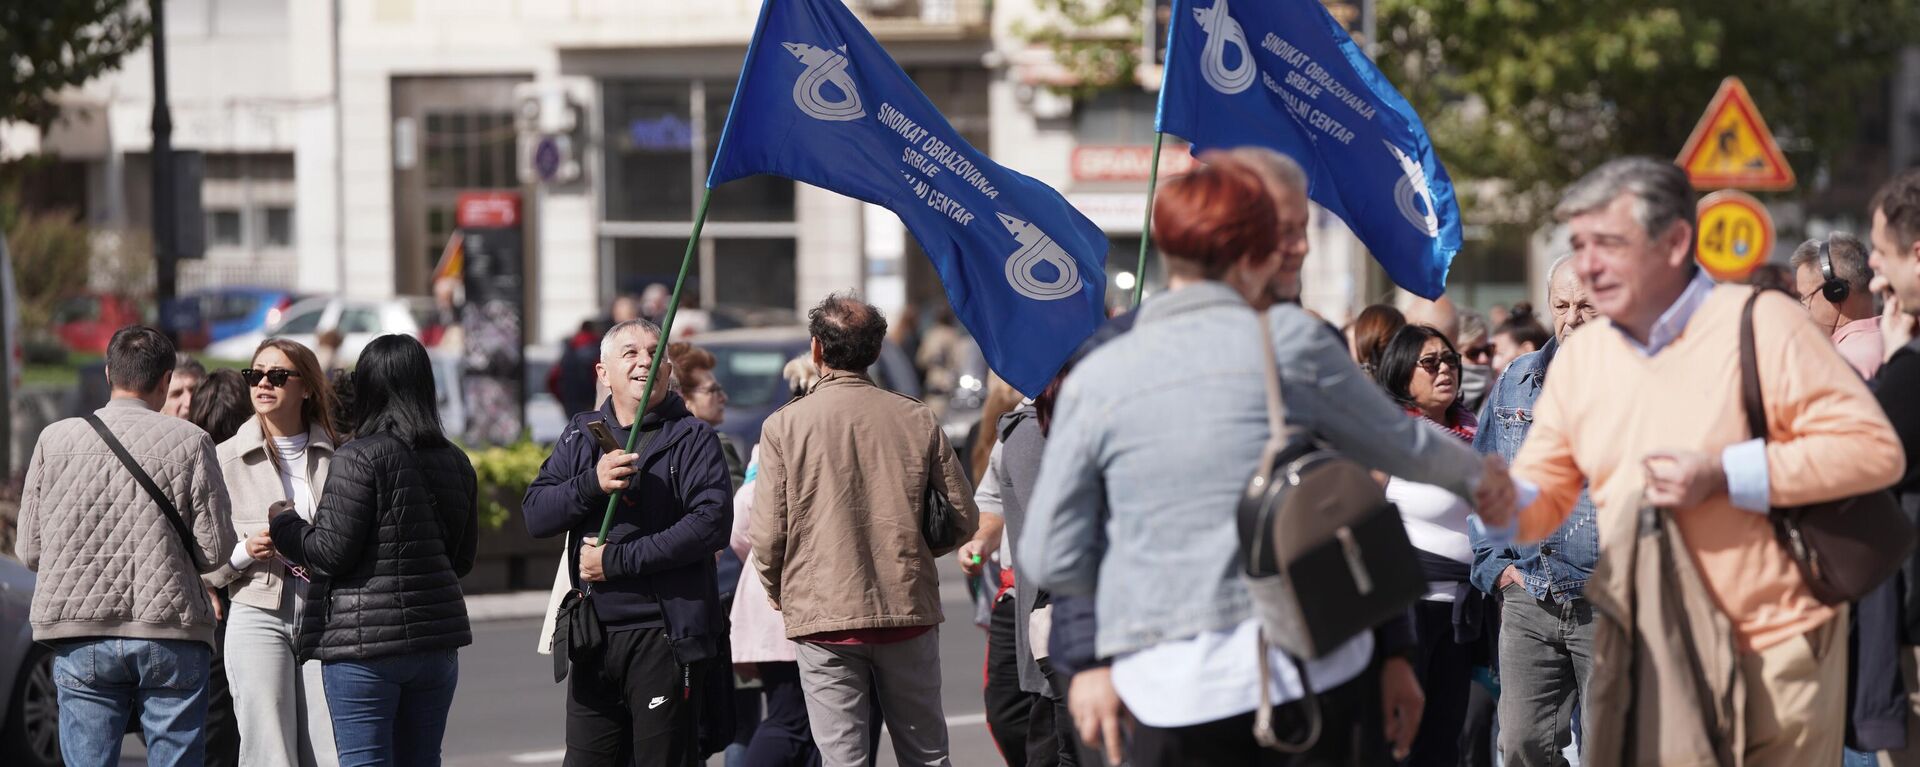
[269,334,477,767]
[1371,324,1490,767]
[205,338,343,767]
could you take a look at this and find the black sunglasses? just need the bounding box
[242,368,301,388]
[1415,352,1462,374]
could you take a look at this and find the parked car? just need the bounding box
[51,294,150,354]
[185,288,301,345]
[694,326,920,449]
[1,555,56,767]
[206,296,434,367]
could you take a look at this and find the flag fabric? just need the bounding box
[1157,0,1462,299]
[707,0,1108,395]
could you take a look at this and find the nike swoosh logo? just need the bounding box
[648,696,667,710]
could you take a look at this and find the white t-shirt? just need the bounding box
[1385,477,1473,602]
[1111,618,1374,728]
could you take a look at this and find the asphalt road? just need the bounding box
[123,559,1002,766]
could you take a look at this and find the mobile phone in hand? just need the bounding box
[586,420,621,453]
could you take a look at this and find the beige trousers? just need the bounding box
[1743,608,1849,767]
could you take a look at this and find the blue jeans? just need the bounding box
[321,650,460,767]
[52,638,212,767]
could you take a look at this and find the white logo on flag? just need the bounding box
[1385,142,1441,238]
[997,214,1083,301]
[783,42,866,122]
[1194,0,1255,95]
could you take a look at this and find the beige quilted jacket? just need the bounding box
[204,414,332,611]
[17,398,236,646]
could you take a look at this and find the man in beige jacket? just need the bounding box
[18,326,236,766]
[752,293,979,767]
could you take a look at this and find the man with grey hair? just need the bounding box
[1790,233,1883,378]
[753,293,978,767]
[1222,146,1312,305]
[524,317,736,766]
[1469,254,1598,767]
[1491,157,1904,765]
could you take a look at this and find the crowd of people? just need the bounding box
[17,328,479,766]
[15,151,1920,767]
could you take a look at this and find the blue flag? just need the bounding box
[1157,0,1461,299]
[708,0,1108,395]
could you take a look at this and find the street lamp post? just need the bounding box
[150,0,178,341]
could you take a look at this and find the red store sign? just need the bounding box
[457,191,522,229]
[1071,144,1198,182]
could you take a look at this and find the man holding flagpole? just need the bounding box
[523,318,735,767]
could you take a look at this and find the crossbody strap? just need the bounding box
[1738,289,1769,442]
[1253,628,1323,752]
[84,414,207,572]
[1254,314,1293,465]
[1250,315,1323,753]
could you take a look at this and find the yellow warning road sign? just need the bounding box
[1677,77,1795,191]
[1696,190,1774,281]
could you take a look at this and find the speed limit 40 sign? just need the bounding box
[1695,190,1774,281]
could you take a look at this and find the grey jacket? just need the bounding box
[18,398,237,646]
[204,415,334,611]
[978,405,1052,696]
[1021,282,1484,658]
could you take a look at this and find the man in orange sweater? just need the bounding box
[1497,157,1905,766]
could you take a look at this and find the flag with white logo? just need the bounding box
[708,0,1108,395]
[1158,0,1462,299]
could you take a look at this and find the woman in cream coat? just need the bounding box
[205,338,343,766]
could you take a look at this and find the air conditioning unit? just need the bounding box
[513,82,580,135]
[515,82,584,185]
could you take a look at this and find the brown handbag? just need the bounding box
[1739,289,1913,605]
[1238,319,1426,752]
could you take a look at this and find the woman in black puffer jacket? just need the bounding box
[270,334,478,767]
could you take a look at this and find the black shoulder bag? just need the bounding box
[85,414,208,573]
[1739,289,1912,604]
[922,432,962,554]
[551,426,661,683]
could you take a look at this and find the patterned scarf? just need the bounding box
[1406,404,1478,443]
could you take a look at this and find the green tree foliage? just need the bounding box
[1376,0,1920,219]
[2,199,91,337]
[1032,1,1918,225]
[1019,0,1146,101]
[1,1,152,127]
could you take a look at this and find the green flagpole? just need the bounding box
[594,189,712,546]
[1133,131,1165,309]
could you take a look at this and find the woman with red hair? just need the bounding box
[1020,150,1512,766]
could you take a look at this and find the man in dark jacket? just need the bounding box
[1861,168,1920,765]
[551,319,607,417]
[523,318,734,767]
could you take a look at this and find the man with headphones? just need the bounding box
[1791,232,1885,378]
